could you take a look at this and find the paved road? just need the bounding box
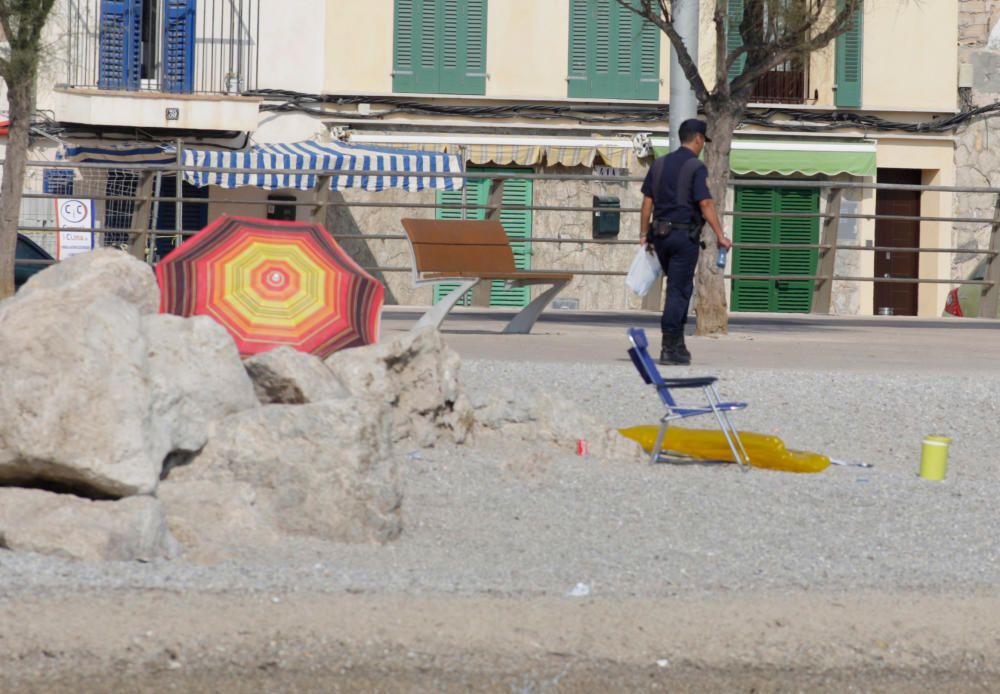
[382,307,1000,374]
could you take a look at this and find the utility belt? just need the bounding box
[649,220,704,245]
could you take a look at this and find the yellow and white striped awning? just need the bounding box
[345,134,636,170]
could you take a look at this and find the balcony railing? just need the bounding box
[750,58,806,105]
[63,0,260,96]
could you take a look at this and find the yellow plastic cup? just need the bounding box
[920,435,952,481]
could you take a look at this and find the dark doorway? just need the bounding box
[874,169,921,316]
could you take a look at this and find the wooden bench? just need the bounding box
[400,218,573,334]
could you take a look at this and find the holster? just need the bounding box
[649,221,703,245]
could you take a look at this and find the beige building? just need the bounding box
[12,0,973,317]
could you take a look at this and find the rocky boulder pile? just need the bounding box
[0,250,473,562]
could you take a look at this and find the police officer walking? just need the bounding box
[640,118,732,365]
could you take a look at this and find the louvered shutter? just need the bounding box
[394,0,434,92]
[43,169,75,196]
[567,0,590,97]
[163,0,196,93]
[731,186,775,312]
[395,0,486,95]
[773,188,819,312]
[726,0,746,83]
[98,0,141,90]
[589,0,614,95]
[489,176,532,307]
[635,8,660,100]
[457,0,487,95]
[568,0,658,100]
[432,171,532,308]
[835,0,863,108]
[433,178,489,305]
[731,186,819,313]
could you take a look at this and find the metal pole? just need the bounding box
[669,0,699,152]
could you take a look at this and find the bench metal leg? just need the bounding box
[502,280,569,334]
[413,279,479,331]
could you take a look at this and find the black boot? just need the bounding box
[659,333,691,366]
[675,334,692,363]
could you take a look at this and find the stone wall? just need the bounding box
[323,162,868,316]
[954,0,1000,281]
[324,165,655,313]
[325,187,437,307]
[532,164,649,312]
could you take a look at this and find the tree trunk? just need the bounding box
[692,100,743,336]
[0,79,34,300]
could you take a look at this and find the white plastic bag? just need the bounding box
[625,246,662,297]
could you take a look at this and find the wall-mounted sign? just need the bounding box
[594,165,629,178]
[54,198,95,259]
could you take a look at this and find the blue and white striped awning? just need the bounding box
[61,142,176,165]
[182,140,464,192]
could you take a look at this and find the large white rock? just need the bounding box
[171,399,401,543]
[157,479,280,562]
[244,346,348,405]
[17,248,159,315]
[325,328,472,447]
[0,488,176,562]
[143,314,259,463]
[0,292,161,496]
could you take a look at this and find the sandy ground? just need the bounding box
[2,310,999,693]
[4,590,1000,692]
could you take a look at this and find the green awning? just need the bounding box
[651,139,877,178]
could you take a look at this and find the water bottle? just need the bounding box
[716,246,728,269]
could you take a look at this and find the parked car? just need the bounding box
[15,234,55,289]
[943,258,998,318]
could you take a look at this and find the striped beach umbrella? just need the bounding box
[156,215,383,358]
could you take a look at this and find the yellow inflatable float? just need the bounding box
[618,425,831,474]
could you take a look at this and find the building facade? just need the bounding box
[8,0,977,317]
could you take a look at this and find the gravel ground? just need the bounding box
[1,357,998,599]
[3,354,1000,691]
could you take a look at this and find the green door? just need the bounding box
[731,186,819,313]
[433,168,533,308]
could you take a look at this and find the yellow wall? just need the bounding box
[321,0,957,113]
[487,0,570,99]
[861,1,958,111]
[325,0,394,94]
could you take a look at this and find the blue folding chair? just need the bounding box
[627,327,750,467]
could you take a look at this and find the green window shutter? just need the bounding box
[590,0,614,95]
[774,188,819,312]
[490,176,533,307]
[394,0,486,95]
[635,9,660,100]
[567,0,591,97]
[433,178,488,305]
[731,187,776,312]
[462,0,487,95]
[731,186,819,313]
[834,0,863,108]
[432,170,533,308]
[726,0,745,83]
[567,0,658,100]
[394,0,435,93]
[438,0,487,95]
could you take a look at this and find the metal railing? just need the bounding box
[63,0,260,95]
[11,159,999,318]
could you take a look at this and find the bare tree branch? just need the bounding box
[609,0,870,335]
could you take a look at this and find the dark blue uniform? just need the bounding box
[641,148,712,337]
